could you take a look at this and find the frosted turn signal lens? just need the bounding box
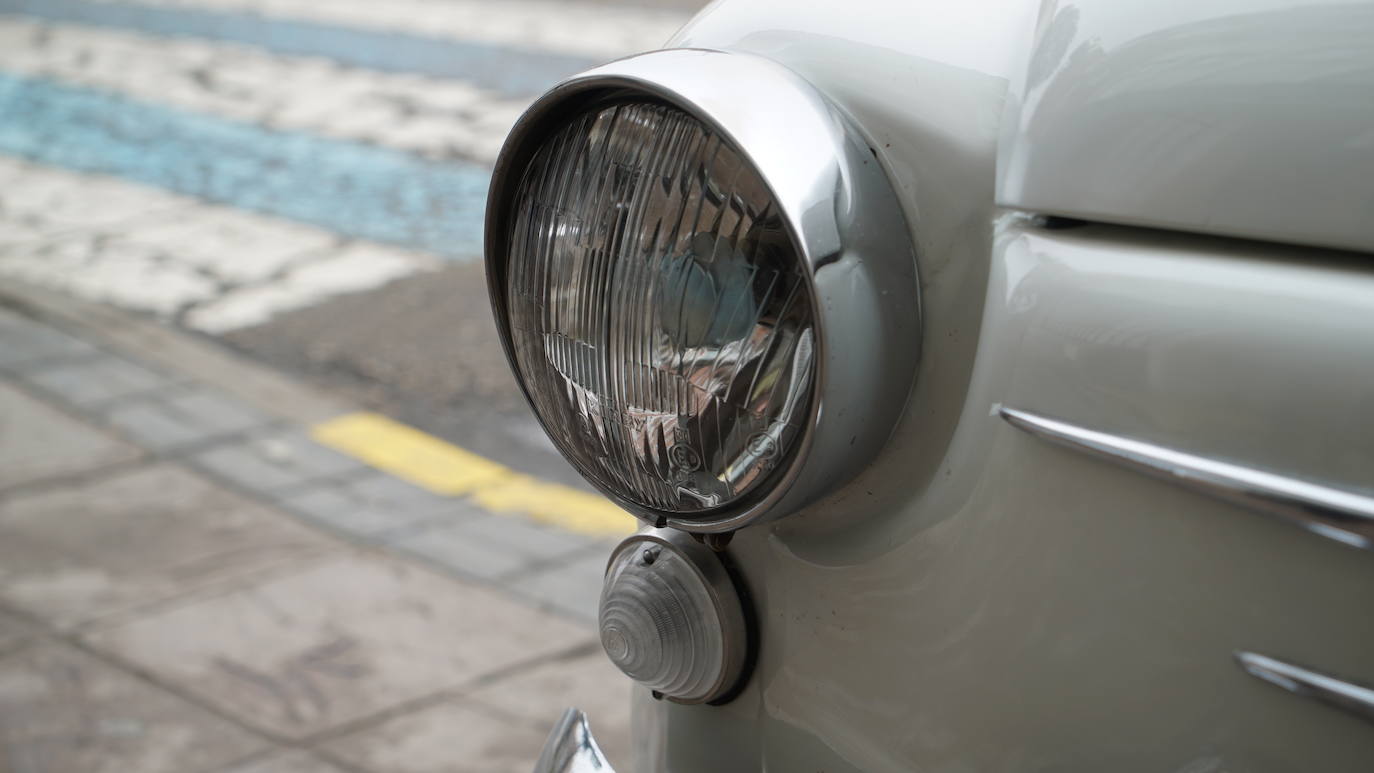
[598,529,750,704]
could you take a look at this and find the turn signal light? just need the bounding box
[598,529,750,704]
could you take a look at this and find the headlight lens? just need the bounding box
[506,101,816,515]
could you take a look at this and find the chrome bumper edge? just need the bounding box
[532,707,617,773]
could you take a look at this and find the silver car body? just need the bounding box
[530,0,1374,769]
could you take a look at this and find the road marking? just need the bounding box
[0,157,434,330]
[0,73,490,258]
[79,0,687,60]
[472,475,639,537]
[312,412,637,537]
[0,17,529,164]
[312,413,511,495]
[0,0,600,96]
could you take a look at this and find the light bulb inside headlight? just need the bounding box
[505,101,816,516]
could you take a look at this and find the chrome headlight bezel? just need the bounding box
[486,49,920,533]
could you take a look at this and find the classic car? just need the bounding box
[481,0,1374,770]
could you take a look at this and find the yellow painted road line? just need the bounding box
[313,412,510,494]
[473,474,638,536]
[312,411,637,537]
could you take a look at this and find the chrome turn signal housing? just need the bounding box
[486,49,920,532]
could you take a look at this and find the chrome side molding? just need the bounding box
[1236,652,1374,725]
[532,708,617,773]
[998,407,1374,550]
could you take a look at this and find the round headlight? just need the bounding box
[487,50,920,532]
[506,101,815,516]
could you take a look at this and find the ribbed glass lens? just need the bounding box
[598,532,747,704]
[506,102,816,514]
[599,539,726,701]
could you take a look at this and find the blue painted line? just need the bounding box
[0,73,489,258]
[0,0,600,97]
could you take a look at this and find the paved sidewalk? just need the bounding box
[0,294,633,773]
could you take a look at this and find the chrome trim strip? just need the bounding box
[1236,652,1374,725]
[999,407,1374,550]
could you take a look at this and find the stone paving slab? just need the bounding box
[84,554,596,740]
[279,470,470,539]
[0,379,140,491]
[508,548,612,623]
[0,463,340,630]
[387,508,598,583]
[20,353,178,407]
[463,650,633,766]
[212,750,348,773]
[191,429,367,494]
[320,698,551,773]
[0,306,97,367]
[103,386,276,452]
[0,641,266,773]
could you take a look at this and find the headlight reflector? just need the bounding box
[506,102,816,515]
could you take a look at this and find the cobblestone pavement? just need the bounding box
[0,292,635,772]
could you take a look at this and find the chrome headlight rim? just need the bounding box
[486,49,920,533]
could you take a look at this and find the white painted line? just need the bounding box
[0,157,436,330]
[185,242,435,332]
[0,17,530,164]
